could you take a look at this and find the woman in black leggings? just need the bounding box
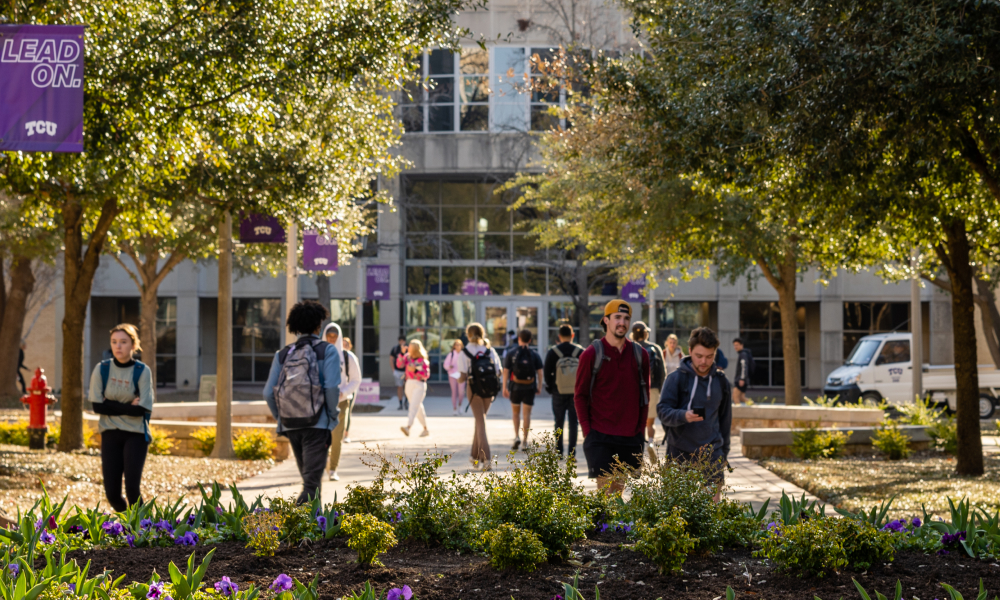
[87,323,154,512]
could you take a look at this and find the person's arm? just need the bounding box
[323,348,342,430]
[502,368,511,398]
[339,352,362,398]
[543,349,557,392]
[92,401,145,416]
[657,371,690,427]
[263,353,281,421]
[457,352,469,383]
[88,364,104,406]
[720,379,733,458]
[573,347,595,437]
[136,365,154,412]
[643,347,651,403]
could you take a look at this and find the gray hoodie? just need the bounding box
[657,356,732,458]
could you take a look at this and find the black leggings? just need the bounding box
[101,429,149,512]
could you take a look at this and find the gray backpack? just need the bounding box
[552,345,583,394]
[275,338,329,429]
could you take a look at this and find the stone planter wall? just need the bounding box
[731,405,884,434]
[740,425,932,459]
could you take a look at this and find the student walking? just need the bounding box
[732,337,754,405]
[390,336,409,411]
[264,300,341,505]
[456,323,502,469]
[502,330,543,450]
[574,300,651,493]
[400,340,431,438]
[543,324,583,457]
[664,333,683,377]
[324,323,361,482]
[89,324,154,512]
[631,322,666,458]
[443,339,466,415]
[657,327,733,501]
[343,337,357,442]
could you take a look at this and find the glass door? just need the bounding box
[482,301,545,354]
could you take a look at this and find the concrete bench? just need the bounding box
[150,401,275,423]
[732,405,884,434]
[740,425,932,459]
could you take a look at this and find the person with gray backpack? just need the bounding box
[264,300,341,504]
[544,324,584,457]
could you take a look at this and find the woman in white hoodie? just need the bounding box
[324,323,361,481]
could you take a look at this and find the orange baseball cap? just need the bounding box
[604,299,632,318]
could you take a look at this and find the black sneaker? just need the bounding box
[512,438,521,450]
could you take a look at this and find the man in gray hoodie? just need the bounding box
[657,326,732,500]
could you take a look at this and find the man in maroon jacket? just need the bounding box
[574,299,651,493]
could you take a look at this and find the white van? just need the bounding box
[823,332,1000,419]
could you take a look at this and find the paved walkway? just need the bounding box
[221,395,817,512]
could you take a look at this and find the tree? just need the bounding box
[1,0,478,451]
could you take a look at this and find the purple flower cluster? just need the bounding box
[316,515,327,532]
[388,511,403,524]
[270,574,294,592]
[881,517,923,534]
[175,531,198,546]
[941,531,966,546]
[387,585,413,600]
[6,563,19,578]
[214,576,239,597]
[153,520,174,534]
[146,581,172,600]
[216,506,224,515]
[186,514,196,526]
[102,521,124,537]
[140,518,153,530]
[597,521,633,534]
[39,531,56,544]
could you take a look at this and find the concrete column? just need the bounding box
[379,176,403,391]
[930,291,953,365]
[819,300,843,383]
[284,222,298,346]
[717,293,740,381]
[175,261,200,390]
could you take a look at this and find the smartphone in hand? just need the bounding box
[693,407,706,418]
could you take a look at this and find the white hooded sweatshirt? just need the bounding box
[323,322,361,401]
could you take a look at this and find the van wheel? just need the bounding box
[979,394,996,420]
[861,392,882,407]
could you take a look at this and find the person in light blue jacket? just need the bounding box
[264,300,340,504]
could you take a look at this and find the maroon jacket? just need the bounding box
[574,338,650,438]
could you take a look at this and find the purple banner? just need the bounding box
[0,25,84,152]
[621,277,647,303]
[366,265,390,300]
[461,279,491,295]
[302,231,338,271]
[238,213,285,243]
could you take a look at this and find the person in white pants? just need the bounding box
[323,323,361,481]
[400,339,430,438]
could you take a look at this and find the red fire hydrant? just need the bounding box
[20,368,56,450]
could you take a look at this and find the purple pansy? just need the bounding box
[216,506,224,515]
[912,517,922,528]
[175,531,198,546]
[941,531,966,546]
[39,531,56,544]
[214,576,239,596]
[140,518,153,530]
[6,563,19,578]
[316,516,327,532]
[153,519,174,534]
[270,574,294,592]
[187,514,196,526]
[881,519,908,533]
[102,521,124,537]
[126,534,136,548]
[146,581,167,599]
[34,518,43,531]
[68,525,85,535]
[387,585,413,600]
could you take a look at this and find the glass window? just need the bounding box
[513,267,546,296]
[843,302,910,360]
[877,340,911,365]
[441,266,475,295]
[401,300,474,381]
[440,182,476,205]
[233,298,282,383]
[656,301,711,350]
[492,47,528,132]
[740,301,806,388]
[441,205,475,232]
[480,234,510,259]
[401,56,424,133]
[155,297,177,386]
[440,235,475,260]
[530,47,561,131]
[328,299,357,343]
[406,266,440,295]
[460,47,489,131]
[479,267,511,296]
[406,234,439,259]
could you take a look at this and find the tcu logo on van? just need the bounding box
[25,121,56,136]
[253,226,272,236]
[888,367,903,382]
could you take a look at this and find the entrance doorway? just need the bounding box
[481,301,544,354]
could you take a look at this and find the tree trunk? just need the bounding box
[58,195,118,452]
[139,284,158,387]
[974,277,1000,369]
[0,256,35,398]
[758,246,802,405]
[939,220,984,475]
[317,273,331,328]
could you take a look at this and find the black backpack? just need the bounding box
[510,346,536,384]
[639,340,666,393]
[464,348,502,399]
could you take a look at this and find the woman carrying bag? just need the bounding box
[400,339,431,438]
[443,339,466,416]
[88,324,154,512]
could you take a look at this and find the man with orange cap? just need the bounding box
[574,299,650,493]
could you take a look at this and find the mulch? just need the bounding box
[67,531,1000,600]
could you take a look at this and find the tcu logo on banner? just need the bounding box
[303,231,338,271]
[238,214,285,243]
[0,25,85,152]
[366,265,390,300]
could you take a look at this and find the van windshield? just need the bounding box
[845,339,881,366]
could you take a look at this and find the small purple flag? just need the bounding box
[238,214,285,243]
[461,279,491,295]
[621,277,647,303]
[0,25,85,152]
[366,265,390,300]
[303,231,338,271]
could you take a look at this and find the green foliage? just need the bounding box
[775,491,827,526]
[898,399,945,426]
[0,421,30,446]
[633,507,697,573]
[757,517,895,577]
[872,421,912,460]
[147,426,175,456]
[342,481,389,520]
[233,429,275,461]
[715,498,766,547]
[478,524,549,571]
[242,512,283,557]
[791,424,850,460]
[342,514,397,567]
[268,498,313,546]
[929,414,959,456]
[190,428,215,457]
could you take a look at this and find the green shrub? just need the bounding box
[929,414,958,455]
[898,398,944,426]
[791,423,850,459]
[479,524,548,571]
[191,427,215,456]
[343,481,389,519]
[634,507,697,573]
[342,513,397,567]
[757,518,895,577]
[233,428,275,460]
[147,425,175,455]
[242,510,283,557]
[269,496,314,544]
[0,420,30,445]
[872,421,912,460]
[714,498,764,547]
[618,453,724,552]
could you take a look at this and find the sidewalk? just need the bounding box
[220,395,817,512]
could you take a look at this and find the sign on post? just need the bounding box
[366,265,390,300]
[238,214,286,243]
[302,230,338,271]
[0,25,85,152]
[621,277,647,303]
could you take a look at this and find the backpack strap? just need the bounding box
[553,346,564,359]
[571,346,583,359]
[588,339,606,401]
[132,362,145,397]
[632,341,649,407]
[99,359,111,397]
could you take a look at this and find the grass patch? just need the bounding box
[760,451,1000,519]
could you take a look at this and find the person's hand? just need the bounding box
[685,410,704,423]
[503,388,510,399]
[131,399,140,406]
[537,384,543,395]
[738,380,744,387]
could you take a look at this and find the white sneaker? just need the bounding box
[343,437,352,443]
[329,471,340,481]
[420,429,430,437]
[453,410,459,416]
[400,426,410,437]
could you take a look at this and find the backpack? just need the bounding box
[99,359,151,442]
[510,346,536,385]
[639,341,666,393]
[464,347,502,399]
[589,339,648,409]
[743,350,756,383]
[552,345,583,395]
[274,337,329,429]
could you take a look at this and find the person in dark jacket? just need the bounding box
[543,324,584,457]
[630,322,665,461]
[657,326,732,501]
[17,342,29,395]
[732,337,753,404]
